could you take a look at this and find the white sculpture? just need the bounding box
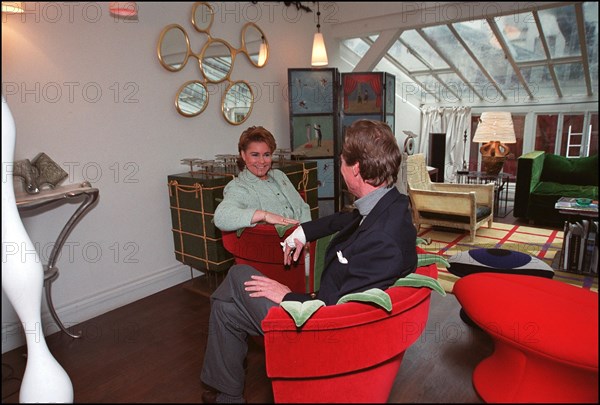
[2,96,74,403]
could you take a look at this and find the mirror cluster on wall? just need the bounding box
[157,2,269,125]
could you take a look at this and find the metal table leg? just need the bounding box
[17,182,99,338]
[43,266,82,338]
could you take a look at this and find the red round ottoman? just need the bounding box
[454,273,598,403]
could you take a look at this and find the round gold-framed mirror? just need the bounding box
[157,24,191,72]
[200,38,235,83]
[222,81,253,125]
[175,80,209,117]
[191,2,214,33]
[241,22,268,68]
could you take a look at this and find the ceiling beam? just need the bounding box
[532,9,563,98]
[353,28,401,72]
[574,3,593,96]
[447,24,507,100]
[487,17,535,99]
[416,27,484,101]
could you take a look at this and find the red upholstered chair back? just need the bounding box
[261,247,438,403]
[221,224,312,293]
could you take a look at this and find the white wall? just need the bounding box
[1,1,423,352]
[1,1,315,352]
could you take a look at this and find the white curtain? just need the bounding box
[417,106,471,182]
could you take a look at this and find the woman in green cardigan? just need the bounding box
[214,126,312,232]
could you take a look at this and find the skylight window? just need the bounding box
[340,2,598,107]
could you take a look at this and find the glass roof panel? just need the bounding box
[436,72,469,103]
[417,74,445,101]
[497,12,545,62]
[422,25,487,83]
[555,63,588,95]
[520,65,555,98]
[339,2,597,106]
[342,37,372,58]
[375,57,438,104]
[538,5,580,58]
[453,20,522,94]
[386,39,428,71]
[398,30,448,70]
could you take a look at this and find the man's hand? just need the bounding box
[281,226,306,265]
[283,238,305,265]
[244,275,291,304]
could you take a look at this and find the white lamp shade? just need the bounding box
[2,2,24,13]
[311,32,328,66]
[472,112,516,144]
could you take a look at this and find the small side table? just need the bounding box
[456,171,510,218]
[16,182,99,338]
[554,197,598,274]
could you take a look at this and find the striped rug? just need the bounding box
[417,223,598,293]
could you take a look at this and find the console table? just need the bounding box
[16,182,99,338]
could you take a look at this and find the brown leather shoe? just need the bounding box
[201,389,219,404]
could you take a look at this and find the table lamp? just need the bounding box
[472,112,516,175]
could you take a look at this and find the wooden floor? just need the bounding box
[1,282,494,403]
[1,207,555,403]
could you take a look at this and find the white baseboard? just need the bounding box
[1,264,199,353]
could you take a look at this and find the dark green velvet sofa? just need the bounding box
[514,151,598,225]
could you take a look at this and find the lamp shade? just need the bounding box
[472,112,516,144]
[311,32,328,66]
[1,2,24,13]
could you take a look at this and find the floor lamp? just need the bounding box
[3,99,73,402]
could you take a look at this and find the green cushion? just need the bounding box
[541,154,598,186]
[533,181,598,199]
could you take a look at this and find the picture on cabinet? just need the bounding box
[342,72,383,114]
[315,158,335,199]
[291,115,335,158]
[288,69,335,115]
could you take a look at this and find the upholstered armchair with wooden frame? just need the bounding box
[404,154,494,242]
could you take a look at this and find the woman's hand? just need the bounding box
[244,275,291,304]
[254,210,300,226]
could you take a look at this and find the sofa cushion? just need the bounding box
[529,182,598,213]
[533,181,599,199]
[541,154,598,186]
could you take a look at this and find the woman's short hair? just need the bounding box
[237,126,277,170]
[342,119,401,187]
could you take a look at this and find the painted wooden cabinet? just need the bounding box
[288,68,342,214]
[340,71,396,207]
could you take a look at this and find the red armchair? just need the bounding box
[221,224,312,293]
[261,250,437,403]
